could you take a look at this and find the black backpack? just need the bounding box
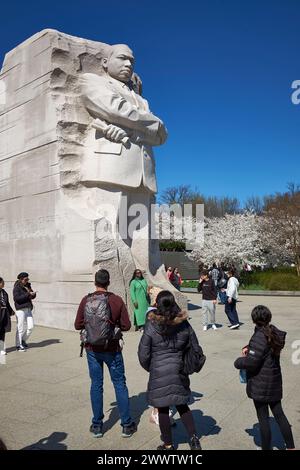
[82,293,114,347]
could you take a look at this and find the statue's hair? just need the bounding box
[107,44,134,59]
[102,44,140,91]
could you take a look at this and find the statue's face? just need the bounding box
[105,46,134,83]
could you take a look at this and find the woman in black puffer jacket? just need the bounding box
[234,305,295,450]
[138,290,202,450]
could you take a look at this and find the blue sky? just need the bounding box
[0,0,299,204]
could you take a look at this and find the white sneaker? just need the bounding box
[203,325,208,331]
[0,350,7,355]
[211,324,218,330]
[229,324,240,330]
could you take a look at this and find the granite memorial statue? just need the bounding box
[0,30,186,329]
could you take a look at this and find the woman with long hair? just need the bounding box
[146,287,175,427]
[138,290,202,450]
[129,269,149,331]
[234,305,295,450]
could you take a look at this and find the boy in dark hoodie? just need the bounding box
[234,305,295,450]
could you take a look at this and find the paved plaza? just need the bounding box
[0,293,299,450]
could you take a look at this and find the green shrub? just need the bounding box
[181,280,199,288]
[240,271,261,287]
[240,270,300,291]
[182,268,300,291]
[159,240,186,251]
[242,284,265,291]
[265,274,300,291]
[272,266,297,274]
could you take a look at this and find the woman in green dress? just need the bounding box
[130,269,150,331]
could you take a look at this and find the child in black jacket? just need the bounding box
[234,305,295,450]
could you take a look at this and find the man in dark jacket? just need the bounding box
[13,272,36,351]
[74,269,136,439]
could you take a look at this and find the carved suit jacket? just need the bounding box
[80,73,167,193]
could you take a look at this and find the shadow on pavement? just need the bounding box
[21,432,68,450]
[188,303,201,311]
[105,389,211,447]
[173,409,221,448]
[6,339,61,353]
[104,392,149,433]
[246,419,285,449]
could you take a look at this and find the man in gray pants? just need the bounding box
[198,270,218,331]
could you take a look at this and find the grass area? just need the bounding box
[181,268,300,291]
[181,280,199,288]
[241,284,265,290]
[240,268,300,291]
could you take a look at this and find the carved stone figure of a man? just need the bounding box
[81,44,167,191]
[80,44,169,285]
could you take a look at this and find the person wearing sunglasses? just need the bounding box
[130,269,150,332]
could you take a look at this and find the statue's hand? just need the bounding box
[104,124,128,143]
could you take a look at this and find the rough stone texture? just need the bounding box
[0,294,299,450]
[0,29,186,329]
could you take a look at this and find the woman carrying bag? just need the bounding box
[138,290,205,450]
[130,269,150,332]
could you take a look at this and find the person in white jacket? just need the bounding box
[223,270,240,329]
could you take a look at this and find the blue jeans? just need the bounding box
[86,350,132,427]
[225,297,240,325]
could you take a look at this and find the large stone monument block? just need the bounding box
[0,29,186,329]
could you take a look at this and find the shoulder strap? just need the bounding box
[137,280,148,296]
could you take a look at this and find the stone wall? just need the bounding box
[0,30,121,329]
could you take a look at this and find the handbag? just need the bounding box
[183,327,206,375]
